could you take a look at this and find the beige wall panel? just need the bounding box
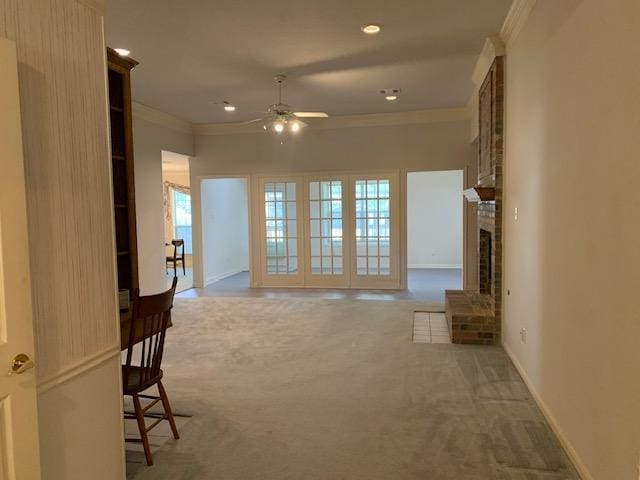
[2,0,118,381]
[502,1,640,478]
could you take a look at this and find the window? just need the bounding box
[172,189,192,254]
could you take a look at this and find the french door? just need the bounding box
[350,174,400,289]
[257,177,304,287]
[304,175,350,288]
[255,172,400,289]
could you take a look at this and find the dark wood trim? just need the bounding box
[107,47,139,70]
[463,186,495,202]
[108,47,139,292]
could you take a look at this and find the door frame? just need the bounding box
[192,174,253,288]
[402,168,466,291]
[0,36,41,479]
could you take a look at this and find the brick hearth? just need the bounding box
[445,290,494,345]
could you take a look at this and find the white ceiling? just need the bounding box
[105,0,511,124]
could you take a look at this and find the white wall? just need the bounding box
[201,178,249,285]
[192,120,472,175]
[502,1,640,479]
[133,117,194,295]
[407,171,463,268]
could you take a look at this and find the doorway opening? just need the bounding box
[162,151,193,293]
[200,177,250,291]
[406,170,463,302]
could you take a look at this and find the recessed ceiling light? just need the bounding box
[361,24,381,35]
[114,48,130,57]
[385,95,397,101]
[223,101,236,112]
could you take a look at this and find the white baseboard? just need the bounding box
[503,342,593,480]
[408,264,462,269]
[204,267,247,286]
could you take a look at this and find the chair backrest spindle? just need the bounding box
[123,277,178,390]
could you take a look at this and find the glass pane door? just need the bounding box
[350,174,399,288]
[258,177,304,286]
[304,177,349,287]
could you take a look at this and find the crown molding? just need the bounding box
[132,102,194,135]
[471,35,505,87]
[500,0,537,46]
[76,0,105,14]
[194,108,471,136]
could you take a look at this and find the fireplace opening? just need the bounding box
[479,229,492,295]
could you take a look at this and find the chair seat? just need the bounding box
[122,365,163,394]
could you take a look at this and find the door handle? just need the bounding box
[10,353,35,375]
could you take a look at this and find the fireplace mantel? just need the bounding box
[463,186,495,202]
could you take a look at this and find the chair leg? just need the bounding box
[182,258,186,275]
[132,394,153,466]
[172,258,177,278]
[157,381,180,440]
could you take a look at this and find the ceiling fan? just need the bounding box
[245,74,329,134]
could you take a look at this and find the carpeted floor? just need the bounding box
[166,268,193,293]
[126,297,578,480]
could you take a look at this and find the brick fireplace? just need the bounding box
[479,229,492,295]
[445,55,503,345]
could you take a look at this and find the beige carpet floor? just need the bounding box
[126,297,578,480]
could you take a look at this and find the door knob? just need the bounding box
[10,353,35,375]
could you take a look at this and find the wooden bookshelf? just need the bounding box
[107,47,139,293]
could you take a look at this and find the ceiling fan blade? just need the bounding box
[294,112,329,118]
[241,118,265,125]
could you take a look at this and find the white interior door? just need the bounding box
[0,37,42,480]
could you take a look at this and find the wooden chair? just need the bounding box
[165,239,186,276]
[123,277,179,466]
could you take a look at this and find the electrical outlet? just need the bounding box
[520,328,527,343]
